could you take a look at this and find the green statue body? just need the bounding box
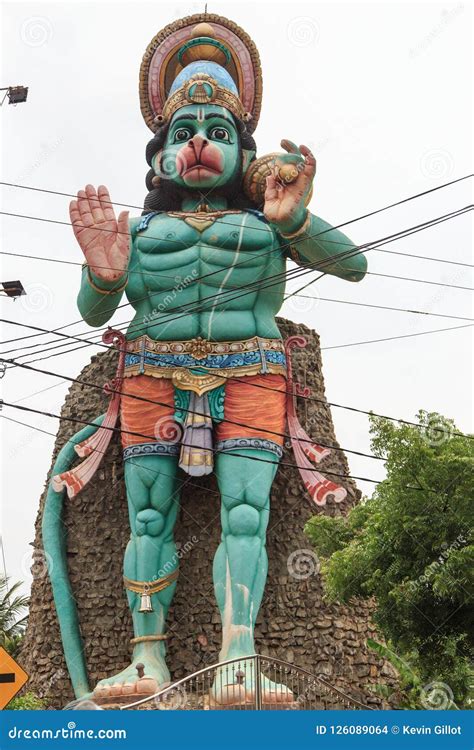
[44,17,366,706]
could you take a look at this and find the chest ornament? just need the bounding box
[167,208,242,234]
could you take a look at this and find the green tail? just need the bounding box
[42,415,105,699]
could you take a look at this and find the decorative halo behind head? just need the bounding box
[139,13,263,133]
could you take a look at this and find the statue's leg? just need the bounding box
[95,375,182,699]
[211,373,293,704]
[212,450,293,704]
[94,453,180,698]
[214,449,274,660]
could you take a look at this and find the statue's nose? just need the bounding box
[188,135,208,160]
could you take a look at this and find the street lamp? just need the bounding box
[0,86,29,106]
[0,280,26,298]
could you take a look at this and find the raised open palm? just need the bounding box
[69,184,130,282]
[264,140,316,231]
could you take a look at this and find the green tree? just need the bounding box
[0,576,29,657]
[305,411,473,707]
[6,692,45,710]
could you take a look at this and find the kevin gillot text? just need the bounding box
[403,725,462,735]
[315,724,462,735]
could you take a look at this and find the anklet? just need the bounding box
[123,569,179,595]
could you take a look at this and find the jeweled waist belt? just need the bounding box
[123,335,287,391]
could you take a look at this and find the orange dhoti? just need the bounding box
[120,374,286,471]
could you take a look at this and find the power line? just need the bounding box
[373,247,474,269]
[1,356,386,462]
[4,206,470,363]
[1,399,405,487]
[300,296,472,322]
[2,281,472,377]
[1,330,469,441]
[0,413,270,510]
[321,322,473,350]
[360,269,472,291]
[1,172,471,235]
[1,247,471,292]
[1,175,470,354]
[1,184,471,331]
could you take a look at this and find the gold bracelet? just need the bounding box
[278,211,311,240]
[86,266,128,295]
[130,634,168,644]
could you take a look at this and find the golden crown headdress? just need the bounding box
[139,14,263,133]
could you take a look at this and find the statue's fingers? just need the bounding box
[276,153,303,167]
[271,165,286,189]
[69,200,82,225]
[265,175,278,201]
[117,211,130,251]
[266,174,277,188]
[77,190,94,227]
[69,201,84,238]
[280,139,301,156]
[98,185,115,221]
[300,144,317,175]
[85,184,104,223]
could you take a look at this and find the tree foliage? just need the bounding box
[305,411,473,707]
[0,576,29,657]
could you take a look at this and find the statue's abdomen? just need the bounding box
[126,220,285,341]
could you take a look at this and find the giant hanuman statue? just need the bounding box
[28,14,371,708]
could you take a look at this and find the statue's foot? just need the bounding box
[210,658,295,707]
[93,644,170,702]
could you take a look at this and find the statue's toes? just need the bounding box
[122,682,138,696]
[109,682,125,697]
[136,676,158,695]
[262,687,294,704]
[94,684,111,699]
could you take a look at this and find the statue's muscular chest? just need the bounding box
[127,212,279,300]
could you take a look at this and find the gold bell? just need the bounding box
[138,586,153,613]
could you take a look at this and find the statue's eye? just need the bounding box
[174,128,192,142]
[209,127,230,142]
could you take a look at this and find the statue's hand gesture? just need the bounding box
[69,185,130,282]
[264,140,316,234]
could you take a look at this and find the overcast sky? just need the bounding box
[1,0,472,595]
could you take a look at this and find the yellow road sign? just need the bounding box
[0,646,29,709]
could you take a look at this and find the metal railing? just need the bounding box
[121,654,371,711]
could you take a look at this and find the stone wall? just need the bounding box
[20,319,397,707]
